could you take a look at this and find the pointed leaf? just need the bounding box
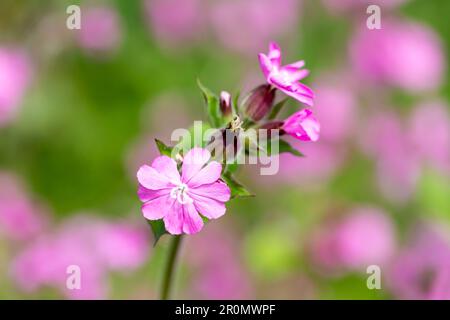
[278,139,304,157]
[268,98,288,120]
[155,139,173,157]
[232,90,240,116]
[197,79,223,128]
[147,219,167,246]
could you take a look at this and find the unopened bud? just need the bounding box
[220,91,232,116]
[244,84,276,121]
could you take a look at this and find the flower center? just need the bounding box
[170,183,193,204]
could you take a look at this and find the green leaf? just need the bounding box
[224,162,239,174]
[268,98,288,120]
[197,79,223,128]
[221,171,254,199]
[278,139,304,157]
[147,219,167,246]
[154,139,173,157]
[232,90,240,116]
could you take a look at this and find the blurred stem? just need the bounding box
[160,235,183,300]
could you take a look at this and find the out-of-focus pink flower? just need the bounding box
[323,0,407,13]
[259,42,314,106]
[310,207,396,273]
[282,109,320,141]
[387,224,450,300]
[92,223,149,271]
[409,101,450,174]
[0,173,46,242]
[77,6,122,54]
[0,48,31,126]
[12,228,106,299]
[314,79,356,142]
[271,139,343,187]
[185,223,253,299]
[144,0,205,47]
[210,0,300,55]
[361,111,420,203]
[11,216,149,299]
[137,148,231,235]
[350,19,445,92]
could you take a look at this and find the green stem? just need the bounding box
[160,235,183,300]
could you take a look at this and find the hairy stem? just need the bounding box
[160,235,183,300]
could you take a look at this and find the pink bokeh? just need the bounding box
[76,6,122,55]
[350,19,445,92]
[0,48,32,126]
[310,206,396,273]
[11,216,150,299]
[0,172,46,242]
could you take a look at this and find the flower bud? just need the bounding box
[282,109,320,141]
[243,84,276,121]
[219,91,232,116]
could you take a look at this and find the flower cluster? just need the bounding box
[137,42,320,236]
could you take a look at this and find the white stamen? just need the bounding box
[170,183,193,204]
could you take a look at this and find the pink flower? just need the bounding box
[282,109,320,141]
[144,0,205,47]
[258,42,314,106]
[11,215,149,299]
[361,111,420,203]
[350,19,445,92]
[77,6,122,55]
[0,172,46,242]
[314,77,357,143]
[137,148,231,235]
[387,224,450,300]
[276,141,343,187]
[323,0,407,13]
[185,224,253,299]
[210,0,300,55]
[409,101,450,173]
[0,48,32,126]
[310,207,396,273]
[90,223,149,271]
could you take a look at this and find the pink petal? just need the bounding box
[275,81,314,107]
[258,53,272,79]
[300,118,321,141]
[137,164,172,190]
[284,60,305,70]
[187,161,222,187]
[151,156,181,184]
[188,180,231,202]
[181,148,211,182]
[190,193,227,219]
[283,109,320,141]
[286,68,310,82]
[163,201,184,235]
[138,184,170,202]
[142,194,174,220]
[268,42,281,67]
[182,202,204,234]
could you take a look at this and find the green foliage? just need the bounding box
[147,220,167,246]
[154,139,173,157]
[197,79,224,128]
[267,98,289,120]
